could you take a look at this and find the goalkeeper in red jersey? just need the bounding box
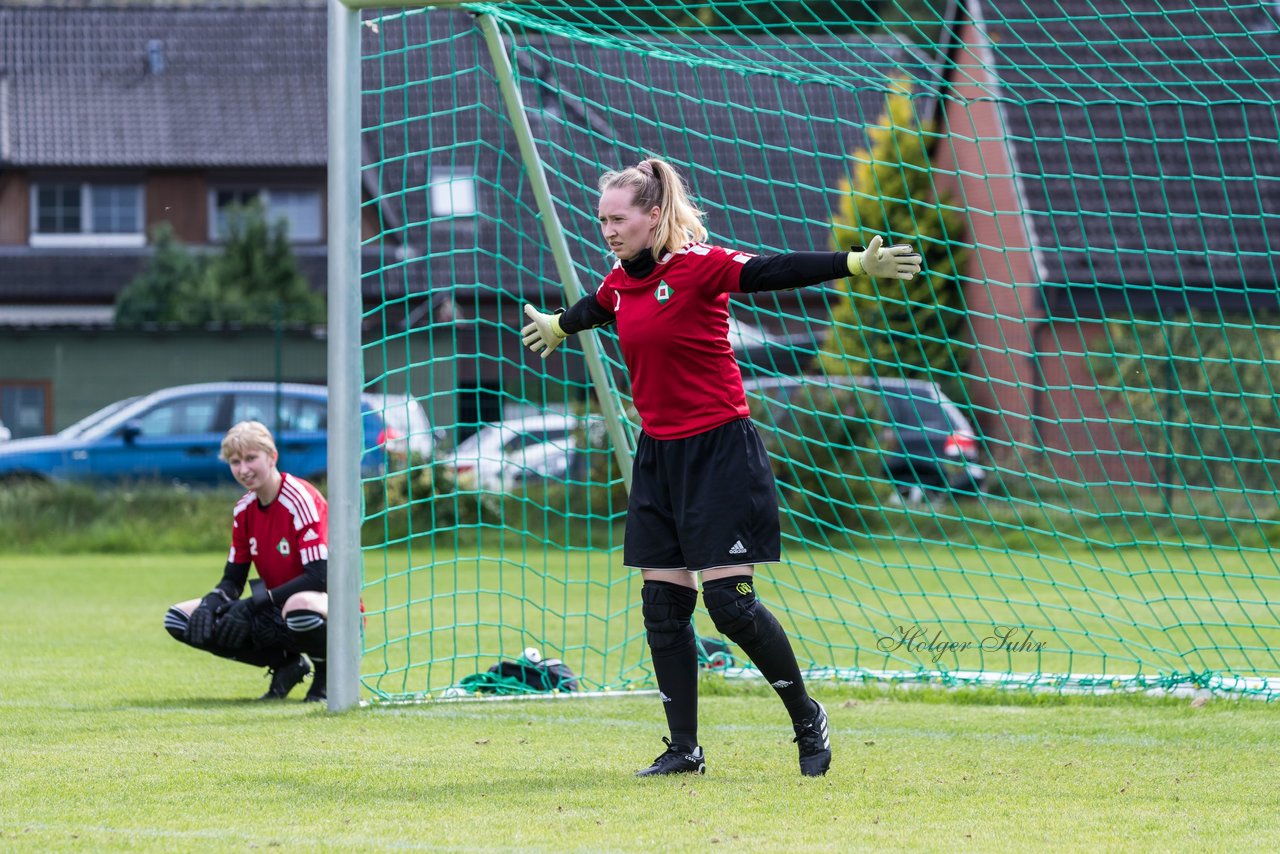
[164,421,330,702]
[522,155,920,777]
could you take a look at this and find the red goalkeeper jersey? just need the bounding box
[227,472,329,592]
[593,242,756,439]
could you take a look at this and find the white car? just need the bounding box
[450,413,600,491]
[727,316,786,351]
[0,419,10,442]
[365,391,440,463]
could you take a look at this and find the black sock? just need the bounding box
[642,580,700,749]
[703,576,813,724]
[284,609,327,667]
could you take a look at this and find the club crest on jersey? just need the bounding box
[277,538,291,556]
[653,281,674,304]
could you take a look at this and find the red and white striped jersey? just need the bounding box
[227,472,329,591]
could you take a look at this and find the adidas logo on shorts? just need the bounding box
[729,540,747,556]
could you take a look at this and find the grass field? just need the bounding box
[360,541,1280,698]
[4,552,1280,851]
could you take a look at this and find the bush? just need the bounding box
[115,204,323,327]
[1092,311,1280,500]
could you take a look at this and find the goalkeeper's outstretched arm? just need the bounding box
[521,295,614,359]
[521,235,920,358]
[739,237,922,293]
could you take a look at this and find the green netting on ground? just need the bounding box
[353,1,1280,701]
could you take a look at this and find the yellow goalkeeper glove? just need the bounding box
[521,304,568,359]
[848,235,923,280]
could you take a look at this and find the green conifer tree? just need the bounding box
[208,203,324,326]
[113,203,323,327]
[113,224,207,326]
[823,83,970,385]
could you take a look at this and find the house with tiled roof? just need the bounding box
[1,2,925,315]
[0,1,927,435]
[934,0,1280,484]
[0,2,349,434]
[14,0,1269,487]
[0,2,332,323]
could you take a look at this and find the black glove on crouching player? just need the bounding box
[186,590,230,646]
[213,580,273,649]
[214,599,253,649]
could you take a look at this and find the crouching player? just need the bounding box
[164,421,329,702]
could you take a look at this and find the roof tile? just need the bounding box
[1,4,327,167]
[980,0,1280,297]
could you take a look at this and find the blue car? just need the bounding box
[0,382,436,486]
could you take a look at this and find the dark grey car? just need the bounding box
[743,374,987,503]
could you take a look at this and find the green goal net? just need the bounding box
[350,0,1280,702]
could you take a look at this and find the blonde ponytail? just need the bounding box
[598,156,707,260]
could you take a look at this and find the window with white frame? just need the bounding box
[30,182,144,247]
[210,187,323,242]
[268,190,322,242]
[429,167,478,218]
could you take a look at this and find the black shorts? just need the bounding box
[624,418,781,572]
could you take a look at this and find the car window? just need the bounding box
[883,393,951,433]
[289,398,327,432]
[231,393,277,427]
[504,428,571,453]
[135,394,221,436]
[232,393,326,433]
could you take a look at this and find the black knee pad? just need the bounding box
[641,581,698,653]
[703,576,760,643]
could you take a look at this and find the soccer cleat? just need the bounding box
[635,737,706,777]
[303,665,327,703]
[793,700,831,777]
[259,655,311,701]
